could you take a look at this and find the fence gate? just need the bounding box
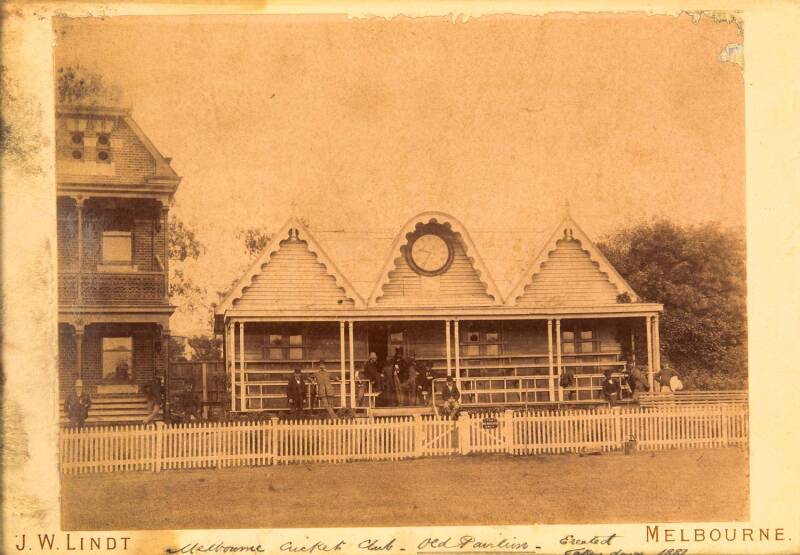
[463,412,512,454]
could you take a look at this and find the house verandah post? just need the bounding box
[454,320,461,389]
[75,196,85,303]
[348,320,356,409]
[646,315,654,391]
[445,319,452,377]
[555,319,562,403]
[74,323,85,381]
[240,321,246,411]
[653,313,662,377]
[546,319,555,403]
[227,321,235,413]
[339,320,346,408]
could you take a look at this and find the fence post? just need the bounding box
[270,417,279,465]
[413,414,424,457]
[613,406,622,449]
[457,413,469,455]
[503,410,514,454]
[720,404,729,446]
[154,423,164,473]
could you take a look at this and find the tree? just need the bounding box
[168,214,210,318]
[56,64,121,105]
[187,336,223,361]
[597,220,747,389]
[236,226,272,259]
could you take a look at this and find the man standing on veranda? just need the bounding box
[314,360,338,420]
[286,367,306,418]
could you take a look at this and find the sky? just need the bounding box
[55,13,744,334]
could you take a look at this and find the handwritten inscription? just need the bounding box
[418,535,530,550]
[166,542,265,554]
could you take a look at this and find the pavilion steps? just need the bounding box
[60,392,160,427]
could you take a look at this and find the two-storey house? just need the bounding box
[57,105,180,424]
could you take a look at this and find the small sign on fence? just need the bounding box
[482,417,498,430]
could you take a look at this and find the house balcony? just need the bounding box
[59,271,167,305]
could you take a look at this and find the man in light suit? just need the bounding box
[314,360,338,420]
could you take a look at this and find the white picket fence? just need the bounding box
[59,404,747,475]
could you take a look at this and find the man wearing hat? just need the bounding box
[440,376,460,419]
[314,360,338,420]
[286,367,306,418]
[64,379,92,428]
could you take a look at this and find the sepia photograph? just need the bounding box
[46,12,751,532]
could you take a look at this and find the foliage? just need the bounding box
[187,336,223,361]
[169,216,204,262]
[598,220,747,389]
[56,65,121,105]
[236,227,272,259]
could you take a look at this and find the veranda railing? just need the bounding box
[59,404,748,475]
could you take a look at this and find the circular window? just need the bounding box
[71,132,83,145]
[72,150,83,160]
[97,150,109,161]
[97,134,110,146]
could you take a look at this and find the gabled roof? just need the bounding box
[507,207,640,306]
[216,216,366,313]
[367,211,505,306]
[56,105,180,182]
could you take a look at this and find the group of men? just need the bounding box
[285,349,459,418]
[361,350,437,408]
[598,365,683,405]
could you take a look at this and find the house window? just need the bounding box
[102,231,133,265]
[70,132,84,160]
[96,133,112,163]
[561,326,597,354]
[266,333,304,360]
[461,330,502,357]
[269,334,284,359]
[289,334,303,360]
[102,337,133,382]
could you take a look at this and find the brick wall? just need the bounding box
[58,324,163,397]
[56,117,157,184]
[57,199,164,273]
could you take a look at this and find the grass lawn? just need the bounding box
[61,447,748,530]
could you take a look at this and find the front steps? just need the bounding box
[60,392,160,427]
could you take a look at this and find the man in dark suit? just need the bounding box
[64,379,91,428]
[287,367,305,417]
[440,376,460,419]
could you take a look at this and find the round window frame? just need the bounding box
[405,231,455,277]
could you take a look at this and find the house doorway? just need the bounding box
[367,323,389,366]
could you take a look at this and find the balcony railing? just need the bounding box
[59,272,167,304]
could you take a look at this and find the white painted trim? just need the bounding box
[216,216,366,313]
[507,213,641,306]
[367,211,505,306]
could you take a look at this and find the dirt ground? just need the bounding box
[61,447,748,530]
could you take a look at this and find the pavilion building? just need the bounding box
[215,210,663,413]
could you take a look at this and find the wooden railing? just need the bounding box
[59,403,748,474]
[59,272,166,304]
